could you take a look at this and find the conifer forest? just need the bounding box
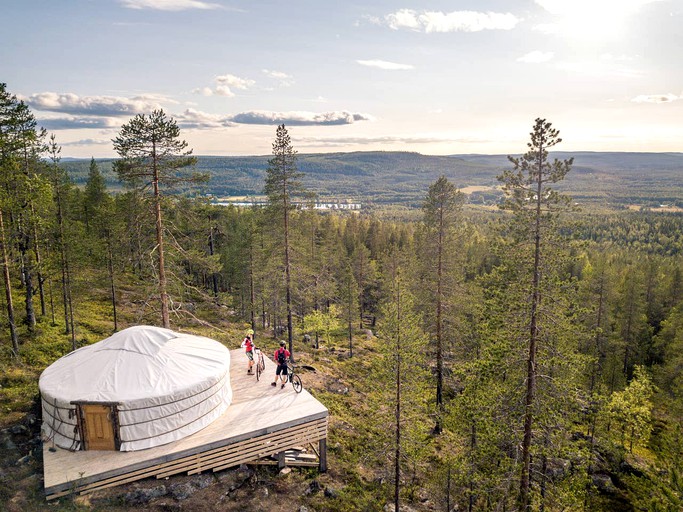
[1,83,683,511]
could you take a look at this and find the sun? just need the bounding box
[535,0,662,43]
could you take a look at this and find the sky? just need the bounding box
[2,0,682,158]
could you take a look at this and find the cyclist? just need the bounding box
[271,340,290,389]
[241,329,255,375]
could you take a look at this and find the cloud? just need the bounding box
[356,59,414,70]
[517,51,554,63]
[59,138,112,146]
[382,9,520,33]
[631,93,681,103]
[193,73,255,97]
[26,92,164,116]
[37,116,122,130]
[119,0,222,11]
[262,69,295,87]
[176,108,236,128]
[296,135,490,147]
[229,110,372,126]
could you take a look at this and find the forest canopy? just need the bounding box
[1,88,682,511]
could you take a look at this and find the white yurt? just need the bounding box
[39,325,232,451]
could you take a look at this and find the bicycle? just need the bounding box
[286,363,303,393]
[254,347,266,381]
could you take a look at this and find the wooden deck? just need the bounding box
[43,348,328,500]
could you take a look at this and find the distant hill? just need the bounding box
[62,151,683,209]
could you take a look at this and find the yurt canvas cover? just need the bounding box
[39,326,232,451]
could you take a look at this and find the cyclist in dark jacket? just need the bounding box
[272,340,290,389]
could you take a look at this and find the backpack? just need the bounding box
[277,348,287,365]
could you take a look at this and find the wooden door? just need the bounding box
[82,404,116,451]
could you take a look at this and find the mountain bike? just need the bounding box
[254,347,266,381]
[287,363,303,393]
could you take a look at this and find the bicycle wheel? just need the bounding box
[291,374,303,393]
[258,353,266,373]
[255,360,262,381]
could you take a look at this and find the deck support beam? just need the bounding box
[318,438,327,472]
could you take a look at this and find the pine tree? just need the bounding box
[421,175,464,433]
[498,118,574,510]
[112,109,200,328]
[264,124,307,358]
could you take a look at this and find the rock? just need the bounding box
[262,487,269,498]
[169,481,196,500]
[9,425,28,436]
[25,413,38,427]
[546,458,570,479]
[2,436,17,451]
[16,454,31,466]
[324,486,339,499]
[124,485,168,505]
[363,329,373,339]
[279,467,292,475]
[304,480,321,496]
[383,504,418,512]
[592,473,617,494]
[299,506,309,512]
[193,473,214,490]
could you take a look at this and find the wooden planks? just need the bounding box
[43,349,328,500]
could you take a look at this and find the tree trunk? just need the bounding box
[283,183,294,360]
[434,204,444,434]
[394,279,402,512]
[107,236,118,332]
[152,149,170,329]
[519,144,544,512]
[208,225,219,297]
[0,210,19,356]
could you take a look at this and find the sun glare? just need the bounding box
[536,0,662,42]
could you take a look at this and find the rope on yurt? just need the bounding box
[42,398,81,451]
[120,396,228,443]
[120,368,229,412]
[117,371,229,427]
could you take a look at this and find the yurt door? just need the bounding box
[81,404,116,451]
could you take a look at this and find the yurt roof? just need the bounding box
[39,325,230,404]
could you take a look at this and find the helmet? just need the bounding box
[279,340,286,347]
[246,329,254,335]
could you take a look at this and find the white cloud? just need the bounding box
[296,135,490,147]
[37,116,122,130]
[119,0,222,11]
[356,59,414,70]
[60,138,112,146]
[215,74,255,90]
[383,9,520,33]
[229,110,373,126]
[192,87,214,96]
[262,69,294,87]
[177,108,235,128]
[193,73,255,97]
[25,92,165,116]
[631,93,681,103]
[517,51,554,63]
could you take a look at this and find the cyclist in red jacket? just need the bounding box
[241,329,255,374]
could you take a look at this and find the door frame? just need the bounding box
[71,401,121,451]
